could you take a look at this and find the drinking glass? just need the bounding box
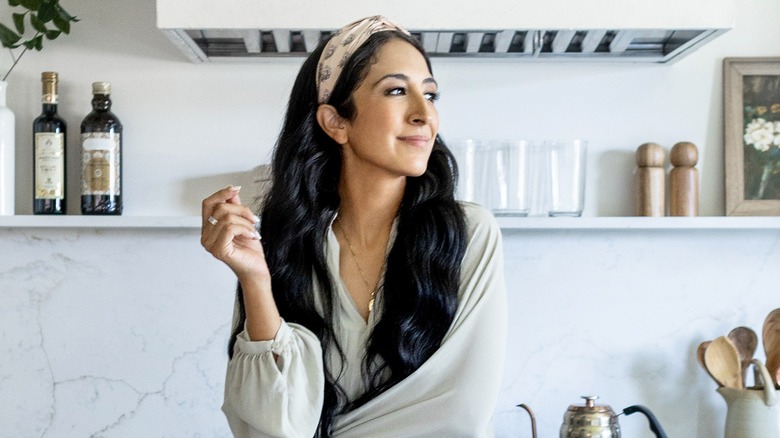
[487,140,532,216]
[545,139,587,217]
[528,142,550,216]
[450,139,489,206]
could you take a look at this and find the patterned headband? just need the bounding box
[316,15,410,104]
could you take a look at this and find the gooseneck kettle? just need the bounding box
[559,396,667,438]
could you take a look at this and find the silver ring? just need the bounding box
[207,216,218,226]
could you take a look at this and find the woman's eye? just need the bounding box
[384,87,439,102]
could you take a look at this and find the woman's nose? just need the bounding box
[408,93,435,125]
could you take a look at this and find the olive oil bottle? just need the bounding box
[81,82,122,215]
[33,72,66,214]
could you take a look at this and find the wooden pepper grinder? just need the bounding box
[635,142,666,216]
[669,141,699,216]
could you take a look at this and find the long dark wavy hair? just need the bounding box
[228,30,468,437]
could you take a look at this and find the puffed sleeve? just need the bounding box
[222,316,325,438]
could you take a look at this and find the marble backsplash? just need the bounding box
[1,226,779,437]
[0,228,234,437]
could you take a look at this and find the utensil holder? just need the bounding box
[717,358,780,438]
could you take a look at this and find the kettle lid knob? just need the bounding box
[582,395,599,408]
[565,395,616,415]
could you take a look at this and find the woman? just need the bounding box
[201,16,506,438]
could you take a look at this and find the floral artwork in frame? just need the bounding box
[724,57,780,215]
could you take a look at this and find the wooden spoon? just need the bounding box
[728,326,758,384]
[704,335,743,389]
[697,340,711,369]
[763,308,780,387]
[697,340,720,384]
[775,365,780,389]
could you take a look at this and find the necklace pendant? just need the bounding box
[368,297,374,312]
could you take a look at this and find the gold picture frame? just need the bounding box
[724,57,780,215]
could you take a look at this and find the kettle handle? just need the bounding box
[750,358,778,407]
[622,405,668,438]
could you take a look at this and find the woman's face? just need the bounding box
[340,39,440,179]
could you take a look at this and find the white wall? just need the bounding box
[1,0,780,437]
[5,0,779,217]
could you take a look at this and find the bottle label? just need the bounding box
[34,133,65,200]
[81,133,120,195]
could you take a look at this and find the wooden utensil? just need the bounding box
[763,308,780,387]
[697,340,720,384]
[775,365,780,389]
[772,365,780,389]
[704,335,743,389]
[728,326,758,384]
[697,340,711,369]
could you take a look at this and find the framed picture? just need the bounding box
[724,57,780,215]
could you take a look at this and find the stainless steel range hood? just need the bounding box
[156,0,734,64]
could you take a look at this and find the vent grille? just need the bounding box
[164,28,723,63]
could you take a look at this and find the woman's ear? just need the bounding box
[316,105,348,144]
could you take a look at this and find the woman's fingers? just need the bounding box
[203,185,259,224]
[200,185,269,279]
[208,202,260,227]
[202,219,268,279]
[202,185,242,222]
[203,187,260,225]
[203,215,258,243]
[202,210,260,248]
[226,191,243,206]
[204,222,261,258]
[201,185,261,251]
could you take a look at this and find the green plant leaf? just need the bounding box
[33,33,42,50]
[53,3,77,22]
[0,22,21,48]
[44,29,59,40]
[12,12,25,33]
[22,38,34,49]
[8,0,21,6]
[29,13,48,33]
[18,0,42,10]
[37,0,55,22]
[52,15,69,33]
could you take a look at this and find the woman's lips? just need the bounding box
[398,135,431,147]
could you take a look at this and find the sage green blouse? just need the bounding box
[222,202,507,437]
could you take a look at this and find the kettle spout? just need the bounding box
[517,403,537,438]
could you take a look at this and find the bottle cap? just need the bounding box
[92,82,110,95]
[41,72,58,104]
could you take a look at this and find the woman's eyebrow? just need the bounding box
[373,73,438,87]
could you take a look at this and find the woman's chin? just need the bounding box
[407,165,429,178]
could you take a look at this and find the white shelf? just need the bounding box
[0,215,202,229]
[495,216,780,230]
[0,215,778,230]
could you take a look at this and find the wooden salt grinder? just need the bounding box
[635,142,666,216]
[669,141,699,216]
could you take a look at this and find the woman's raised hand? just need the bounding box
[201,186,270,283]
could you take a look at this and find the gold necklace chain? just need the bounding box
[334,219,381,313]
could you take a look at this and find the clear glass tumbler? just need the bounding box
[450,139,489,206]
[487,140,532,216]
[545,139,587,217]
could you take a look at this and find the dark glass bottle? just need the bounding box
[81,82,122,215]
[33,71,66,214]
